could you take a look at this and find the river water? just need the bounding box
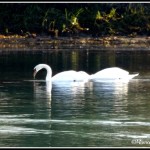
[0,41,150,147]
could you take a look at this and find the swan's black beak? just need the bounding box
[33,68,37,79]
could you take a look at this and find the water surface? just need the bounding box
[0,45,150,147]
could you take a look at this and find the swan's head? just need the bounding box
[33,64,52,80]
[33,64,44,79]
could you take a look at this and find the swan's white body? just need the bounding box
[51,70,90,82]
[90,67,139,81]
[33,64,90,83]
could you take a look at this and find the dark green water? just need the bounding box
[0,47,150,147]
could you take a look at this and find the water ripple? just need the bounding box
[0,117,150,127]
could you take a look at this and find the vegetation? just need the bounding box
[0,3,149,37]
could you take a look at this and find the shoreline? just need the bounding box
[0,34,150,50]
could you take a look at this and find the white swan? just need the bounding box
[90,67,139,81]
[33,64,90,82]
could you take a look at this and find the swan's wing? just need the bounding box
[51,70,90,82]
[51,70,77,82]
[76,71,90,82]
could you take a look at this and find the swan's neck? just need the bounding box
[46,72,52,81]
[43,65,52,81]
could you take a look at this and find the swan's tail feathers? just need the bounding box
[129,73,139,79]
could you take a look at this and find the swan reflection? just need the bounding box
[33,80,52,100]
[33,81,52,118]
[92,80,129,96]
[33,77,131,119]
[91,80,130,115]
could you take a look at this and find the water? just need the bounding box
[0,45,150,147]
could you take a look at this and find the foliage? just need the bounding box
[0,3,149,36]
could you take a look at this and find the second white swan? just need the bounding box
[90,67,139,81]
